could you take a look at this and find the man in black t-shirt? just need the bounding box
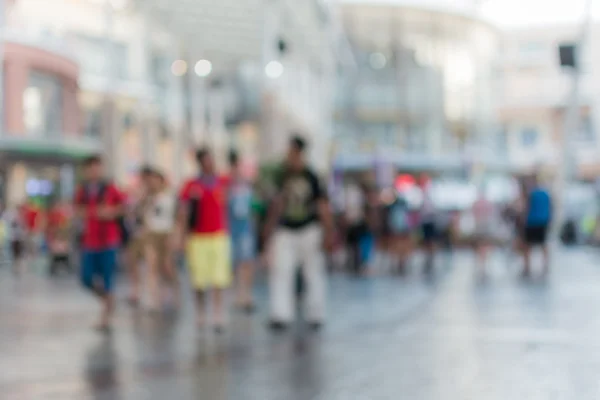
[264,136,335,331]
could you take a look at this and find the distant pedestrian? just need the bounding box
[523,175,552,277]
[228,151,257,312]
[144,169,178,311]
[75,155,125,332]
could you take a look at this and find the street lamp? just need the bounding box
[171,59,188,77]
[265,60,284,79]
[194,59,212,77]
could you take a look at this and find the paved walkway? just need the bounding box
[2,248,600,399]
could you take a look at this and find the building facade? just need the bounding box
[333,0,500,175]
[498,24,600,179]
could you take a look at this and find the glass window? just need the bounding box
[24,71,63,137]
[521,127,538,147]
[84,107,102,138]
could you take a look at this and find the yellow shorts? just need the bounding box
[186,233,231,290]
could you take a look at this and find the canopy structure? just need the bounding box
[135,0,264,71]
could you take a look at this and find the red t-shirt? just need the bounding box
[21,205,40,232]
[179,175,229,234]
[74,182,125,250]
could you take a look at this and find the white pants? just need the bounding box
[270,224,326,323]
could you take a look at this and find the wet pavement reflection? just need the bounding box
[2,248,600,399]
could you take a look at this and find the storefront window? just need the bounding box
[24,71,63,137]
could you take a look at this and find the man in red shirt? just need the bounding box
[74,155,125,332]
[178,147,231,332]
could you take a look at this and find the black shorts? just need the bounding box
[525,225,549,245]
[421,222,437,243]
[11,240,24,259]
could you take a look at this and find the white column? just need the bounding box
[190,66,209,146]
[0,0,5,137]
[102,0,119,178]
[138,11,154,164]
[208,84,226,169]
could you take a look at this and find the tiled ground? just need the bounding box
[2,248,600,399]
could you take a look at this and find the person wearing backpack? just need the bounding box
[74,155,125,332]
[177,147,232,332]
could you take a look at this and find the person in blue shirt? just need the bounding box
[228,151,257,312]
[523,175,552,276]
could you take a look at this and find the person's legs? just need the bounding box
[422,223,436,273]
[476,239,489,273]
[232,229,256,310]
[522,227,533,277]
[397,235,412,275]
[211,235,232,330]
[125,238,142,305]
[11,240,24,275]
[300,225,327,327]
[99,248,118,330]
[269,229,297,328]
[80,250,96,293]
[186,235,209,326]
[540,226,550,274]
[158,234,178,307]
[144,235,161,311]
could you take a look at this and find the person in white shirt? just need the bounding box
[144,169,178,311]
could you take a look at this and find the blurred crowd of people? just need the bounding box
[333,172,553,278]
[0,137,555,334]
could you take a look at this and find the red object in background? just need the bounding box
[48,205,68,229]
[418,173,431,188]
[395,174,416,191]
[20,204,40,233]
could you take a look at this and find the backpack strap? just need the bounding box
[81,181,109,205]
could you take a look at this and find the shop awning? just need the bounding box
[0,135,103,161]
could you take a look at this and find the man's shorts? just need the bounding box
[525,225,549,246]
[127,234,146,264]
[81,248,118,293]
[421,222,437,243]
[230,226,256,265]
[186,233,231,290]
[146,232,171,267]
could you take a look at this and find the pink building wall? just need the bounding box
[3,41,81,136]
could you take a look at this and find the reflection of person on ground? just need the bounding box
[144,169,178,312]
[178,148,231,332]
[75,155,125,332]
[523,175,552,277]
[419,177,437,273]
[228,151,257,312]
[124,167,153,306]
[472,187,495,273]
[385,190,413,275]
[264,136,335,332]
